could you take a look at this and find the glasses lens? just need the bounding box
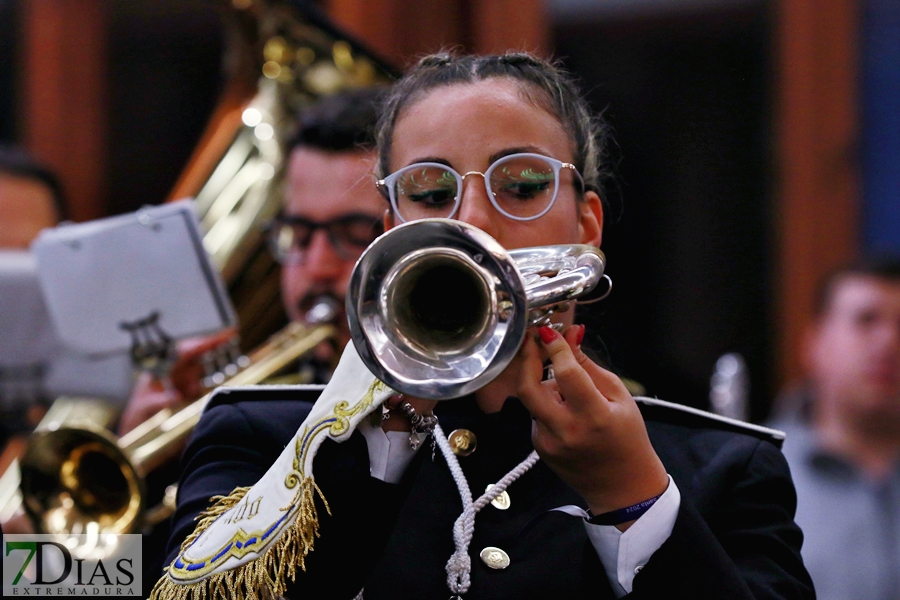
[489,155,557,219]
[328,217,382,258]
[267,221,311,264]
[393,165,459,221]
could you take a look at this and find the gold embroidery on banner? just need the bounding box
[226,494,264,524]
[285,379,388,490]
[327,379,389,437]
[150,378,392,600]
[180,486,252,552]
[154,478,326,594]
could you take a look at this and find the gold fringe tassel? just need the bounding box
[149,478,328,600]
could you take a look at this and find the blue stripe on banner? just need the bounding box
[211,542,234,564]
[263,511,291,540]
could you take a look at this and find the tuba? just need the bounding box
[347,218,607,400]
[174,0,395,348]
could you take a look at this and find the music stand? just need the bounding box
[32,200,237,375]
[0,251,133,406]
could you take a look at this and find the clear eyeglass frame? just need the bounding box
[376,152,585,223]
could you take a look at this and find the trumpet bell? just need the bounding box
[348,219,529,400]
[348,219,606,401]
[20,425,143,536]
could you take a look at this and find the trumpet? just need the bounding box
[17,321,333,537]
[347,218,607,400]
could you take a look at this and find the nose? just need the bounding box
[454,173,502,240]
[303,229,343,280]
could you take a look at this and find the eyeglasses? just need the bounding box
[266,213,383,264]
[376,152,585,223]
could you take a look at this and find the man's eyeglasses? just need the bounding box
[266,213,383,264]
[376,152,585,224]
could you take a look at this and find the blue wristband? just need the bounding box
[587,493,662,526]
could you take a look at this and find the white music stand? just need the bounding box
[31,200,237,374]
[0,251,133,405]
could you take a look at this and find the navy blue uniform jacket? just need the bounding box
[163,390,814,599]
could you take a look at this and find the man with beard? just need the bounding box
[770,256,900,600]
[269,87,387,383]
[121,87,387,431]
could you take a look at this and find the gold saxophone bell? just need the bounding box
[18,322,333,536]
[347,218,606,400]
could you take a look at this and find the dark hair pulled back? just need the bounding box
[289,87,388,153]
[375,51,612,208]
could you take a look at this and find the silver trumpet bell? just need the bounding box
[347,218,606,400]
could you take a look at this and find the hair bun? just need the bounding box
[418,53,454,68]
[497,52,543,67]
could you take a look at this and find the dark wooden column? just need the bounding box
[775,0,860,386]
[323,0,548,68]
[19,0,108,222]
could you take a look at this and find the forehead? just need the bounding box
[285,147,382,219]
[0,173,58,248]
[390,79,572,169]
[825,275,900,317]
[0,173,56,209]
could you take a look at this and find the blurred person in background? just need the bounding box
[0,145,65,249]
[770,256,900,600]
[0,145,65,440]
[268,86,388,383]
[2,90,388,596]
[120,87,387,432]
[0,148,64,529]
[120,87,387,596]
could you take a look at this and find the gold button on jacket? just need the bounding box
[480,547,511,570]
[448,428,477,456]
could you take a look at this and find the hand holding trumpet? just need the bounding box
[519,325,668,526]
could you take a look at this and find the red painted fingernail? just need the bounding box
[575,324,586,346]
[539,326,557,344]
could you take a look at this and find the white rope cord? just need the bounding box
[433,423,540,597]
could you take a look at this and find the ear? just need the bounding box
[383,208,397,232]
[578,190,604,247]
